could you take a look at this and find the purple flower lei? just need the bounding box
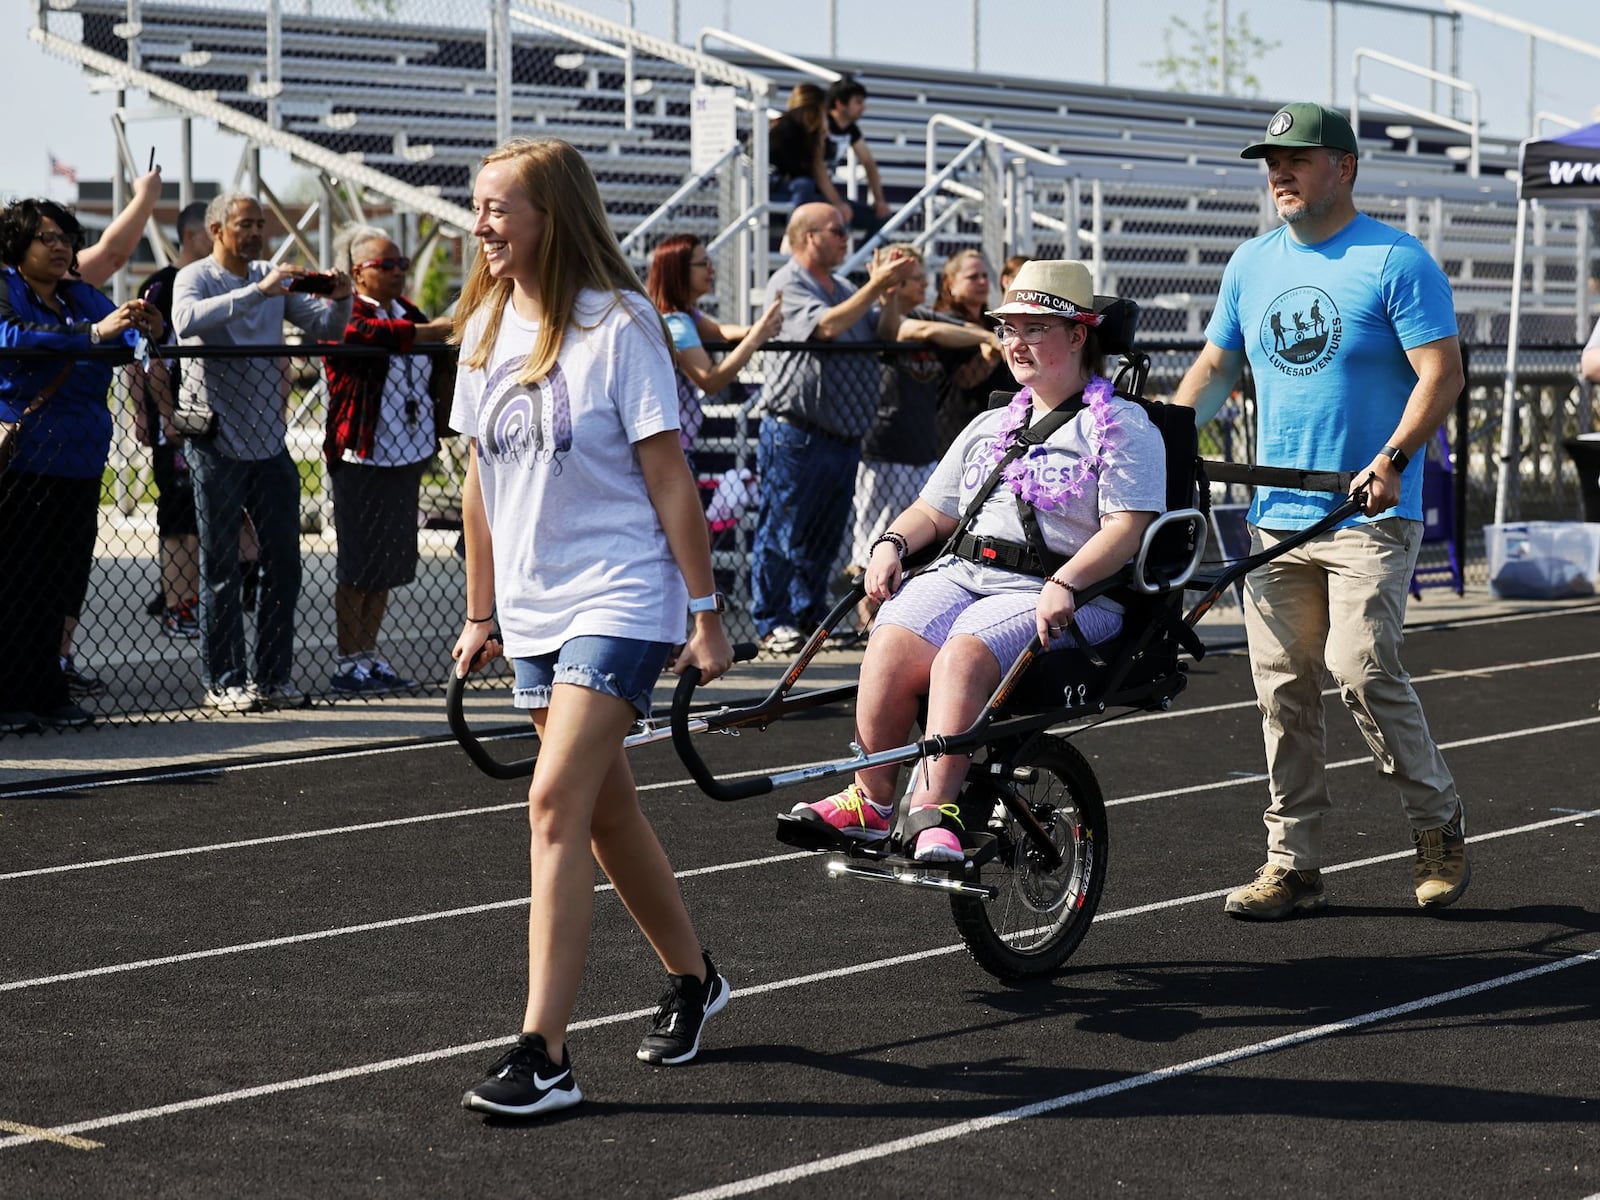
[982,375,1119,513]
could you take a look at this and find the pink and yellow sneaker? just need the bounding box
[909,803,966,863]
[791,783,892,842]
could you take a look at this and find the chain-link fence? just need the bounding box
[1,333,1594,733]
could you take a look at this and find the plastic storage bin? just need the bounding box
[1483,521,1600,599]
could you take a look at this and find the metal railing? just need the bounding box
[5,335,1593,732]
[1352,47,1481,177]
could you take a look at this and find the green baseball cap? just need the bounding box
[1241,102,1359,159]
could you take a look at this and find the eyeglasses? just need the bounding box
[33,231,74,249]
[354,256,411,272]
[688,258,713,269]
[811,225,847,239]
[996,321,1064,345]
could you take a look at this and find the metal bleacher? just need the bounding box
[31,0,1589,341]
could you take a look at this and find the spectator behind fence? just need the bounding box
[0,198,163,734]
[848,245,1002,634]
[823,76,891,233]
[644,234,782,467]
[767,84,851,231]
[172,192,352,714]
[1000,254,1032,291]
[790,260,1164,859]
[321,225,453,695]
[449,137,734,1119]
[1174,102,1468,919]
[933,249,1014,450]
[127,199,211,641]
[752,204,919,654]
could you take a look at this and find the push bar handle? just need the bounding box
[671,650,774,802]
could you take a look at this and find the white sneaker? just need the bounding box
[203,685,260,714]
[252,681,307,710]
[762,624,806,655]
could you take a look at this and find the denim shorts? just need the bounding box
[511,635,672,719]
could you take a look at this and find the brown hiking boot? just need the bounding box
[1223,863,1327,920]
[1413,805,1470,908]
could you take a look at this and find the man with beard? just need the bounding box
[1173,103,1468,920]
[173,193,353,713]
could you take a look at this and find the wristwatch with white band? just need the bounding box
[688,592,726,614]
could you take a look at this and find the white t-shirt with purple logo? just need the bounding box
[449,289,687,656]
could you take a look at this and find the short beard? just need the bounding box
[1278,188,1338,225]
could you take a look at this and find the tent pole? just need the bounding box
[1494,197,1530,526]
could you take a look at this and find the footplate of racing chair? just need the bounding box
[822,833,1003,900]
[776,809,1001,876]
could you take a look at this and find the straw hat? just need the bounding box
[985,259,1103,325]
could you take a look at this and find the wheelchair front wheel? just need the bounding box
[950,734,1108,981]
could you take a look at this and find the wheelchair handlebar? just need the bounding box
[447,641,761,781]
[445,669,534,780]
[671,662,775,802]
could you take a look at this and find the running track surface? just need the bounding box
[2,607,1597,1199]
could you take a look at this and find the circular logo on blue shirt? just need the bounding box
[1259,287,1341,373]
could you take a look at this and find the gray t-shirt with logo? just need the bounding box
[172,257,351,461]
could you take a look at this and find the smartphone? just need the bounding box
[287,273,338,295]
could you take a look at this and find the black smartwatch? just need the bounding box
[1378,444,1410,472]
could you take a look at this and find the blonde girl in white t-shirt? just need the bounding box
[449,138,734,1119]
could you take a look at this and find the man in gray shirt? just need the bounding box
[172,191,352,712]
[751,202,917,651]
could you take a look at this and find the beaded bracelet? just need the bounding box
[871,531,908,558]
[1046,576,1078,599]
[466,615,495,624]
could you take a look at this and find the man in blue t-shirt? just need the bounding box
[1175,102,1469,920]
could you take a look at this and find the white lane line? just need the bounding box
[10,663,1599,886]
[3,908,1595,1156]
[4,641,1594,806]
[7,799,1590,998]
[1104,649,1600,728]
[0,1119,101,1151]
[0,811,1592,1151]
[0,850,811,993]
[1107,714,1600,806]
[0,766,806,883]
[2,803,1592,996]
[672,947,1600,1200]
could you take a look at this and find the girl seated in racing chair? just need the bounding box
[789,260,1167,862]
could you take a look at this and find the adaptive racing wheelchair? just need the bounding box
[447,296,1364,984]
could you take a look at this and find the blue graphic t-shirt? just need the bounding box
[1207,213,1457,528]
[450,289,687,655]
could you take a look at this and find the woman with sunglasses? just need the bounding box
[789,260,1166,862]
[645,234,781,463]
[0,198,163,733]
[321,227,454,696]
[450,139,734,1119]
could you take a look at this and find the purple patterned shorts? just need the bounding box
[875,569,1123,669]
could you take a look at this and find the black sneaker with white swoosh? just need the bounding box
[461,1032,582,1117]
[636,950,731,1066]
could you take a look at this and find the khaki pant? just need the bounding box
[1244,518,1458,870]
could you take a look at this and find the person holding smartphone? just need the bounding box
[172,192,353,714]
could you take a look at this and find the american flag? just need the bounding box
[49,155,78,186]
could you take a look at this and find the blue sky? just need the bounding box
[6,0,1595,200]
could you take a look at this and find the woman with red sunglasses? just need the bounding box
[321,226,453,695]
